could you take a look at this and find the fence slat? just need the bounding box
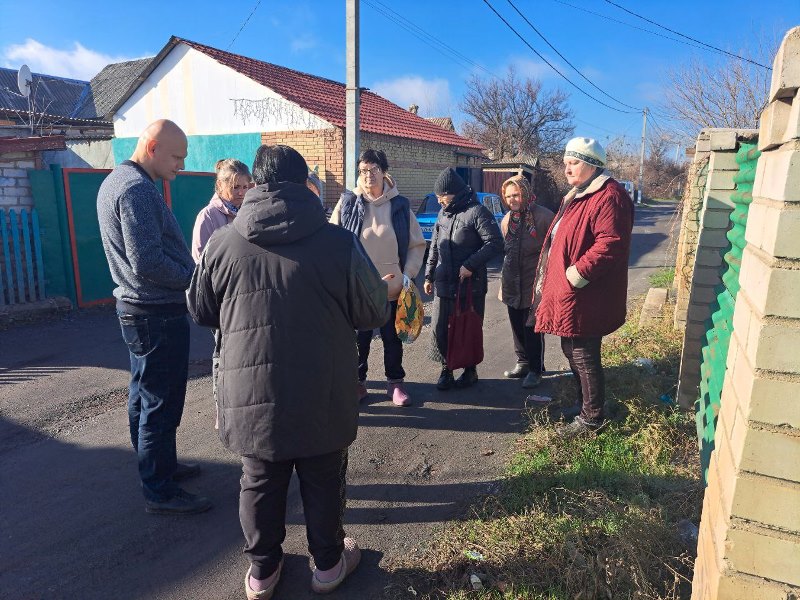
[21,209,36,302]
[0,211,13,305]
[9,210,25,303]
[32,209,45,301]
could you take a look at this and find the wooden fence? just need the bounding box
[0,208,45,305]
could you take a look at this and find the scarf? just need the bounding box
[502,175,536,240]
[222,200,240,215]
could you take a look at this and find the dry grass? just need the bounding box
[386,303,700,600]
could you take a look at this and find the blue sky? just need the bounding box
[1,0,798,150]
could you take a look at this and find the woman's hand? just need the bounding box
[382,273,395,282]
[423,281,433,294]
[459,265,473,280]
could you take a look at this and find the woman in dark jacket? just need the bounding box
[531,137,634,434]
[498,174,554,389]
[423,168,503,390]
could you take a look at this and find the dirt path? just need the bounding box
[0,200,677,599]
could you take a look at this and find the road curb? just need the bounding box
[638,287,670,327]
[0,296,73,325]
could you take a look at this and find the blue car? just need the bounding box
[416,192,507,243]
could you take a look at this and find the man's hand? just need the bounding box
[459,265,473,280]
[423,281,433,295]
[382,273,395,282]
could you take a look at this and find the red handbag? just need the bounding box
[446,279,484,371]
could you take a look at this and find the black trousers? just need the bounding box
[560,336,605,424]
[357,300,404,381]
[506,305,544,375]
[240,448,348,579]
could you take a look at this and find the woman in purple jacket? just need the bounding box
[191,159,253,429]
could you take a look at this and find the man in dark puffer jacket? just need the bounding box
[187,145,389,597]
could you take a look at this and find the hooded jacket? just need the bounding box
[330,174,426,301]
[424,186,503,298]
[498,175,555,310]
[187,182,390,461]
[532,173,633,338]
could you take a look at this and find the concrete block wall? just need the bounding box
[692,26,800,600]
[0,150,38,210]
[674,132,710,331]
[675,129,757,409]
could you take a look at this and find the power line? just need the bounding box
[548,0,710,53]
[603,0,771,70]
[228,0,263,50]
[506,0,640,111]
[481,0,635,114]
[363,0,497,79]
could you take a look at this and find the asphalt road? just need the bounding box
[0,199,678,600]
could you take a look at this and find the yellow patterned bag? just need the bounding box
[395,281,424,343]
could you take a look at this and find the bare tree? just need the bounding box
[461,67,574,159]
[662,39,777,131]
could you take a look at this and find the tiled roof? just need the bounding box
[425,117,455,132]
[0,67,89,118]
[177,38,483,151]
[74,58,152,120]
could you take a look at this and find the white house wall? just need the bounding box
[113,44,332,137]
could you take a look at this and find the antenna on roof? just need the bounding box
[17,64,32,97]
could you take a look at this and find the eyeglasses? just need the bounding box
[358,166,382,177]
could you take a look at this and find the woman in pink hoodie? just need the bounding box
[191,159,253,428]
[192,159,253,262]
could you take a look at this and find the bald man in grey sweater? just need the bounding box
[98,119,211,515]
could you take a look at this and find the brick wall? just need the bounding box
[675,129,757,409]
[0,150,38,210]
[262,129,484,210]
[691,26,800,600]
[361,132,483,208]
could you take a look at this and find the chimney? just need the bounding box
[408,104,419,115]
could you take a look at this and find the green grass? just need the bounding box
[649,268,675,288]
[388,302,700,600]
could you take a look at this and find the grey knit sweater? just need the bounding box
[97,160,194,306]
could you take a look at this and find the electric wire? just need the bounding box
[228,0,263,50]
[548,0,710,53]
[506,0,641,111]
[603,0,771,70]
[363,0,497,79]
[481,0,636,114]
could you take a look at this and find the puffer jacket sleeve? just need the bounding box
[462,204,503,272]
[186,249,220,329]
[347,237,391,331]
[425,218,440,282]
[573,190,633,283]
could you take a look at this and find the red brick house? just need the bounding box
[110,36,486,207]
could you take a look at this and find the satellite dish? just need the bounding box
[17,64,32,98]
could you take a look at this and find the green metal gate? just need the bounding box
[30,166,215,307]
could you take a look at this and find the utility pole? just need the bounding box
[637,107,648,204]
[345,0,360,191]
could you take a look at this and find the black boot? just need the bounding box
[455,366,478,388]
[437,367,455,390]
[503,363,529,379]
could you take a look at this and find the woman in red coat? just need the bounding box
[531,137,634,433]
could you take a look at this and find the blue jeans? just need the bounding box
[118,311,190,502]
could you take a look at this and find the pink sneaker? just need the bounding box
[311,537,361,594]
[357,381,368,402]
[388,381,411,407]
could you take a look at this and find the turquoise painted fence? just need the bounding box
[696,142,761,483]
[0,207,45,305]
